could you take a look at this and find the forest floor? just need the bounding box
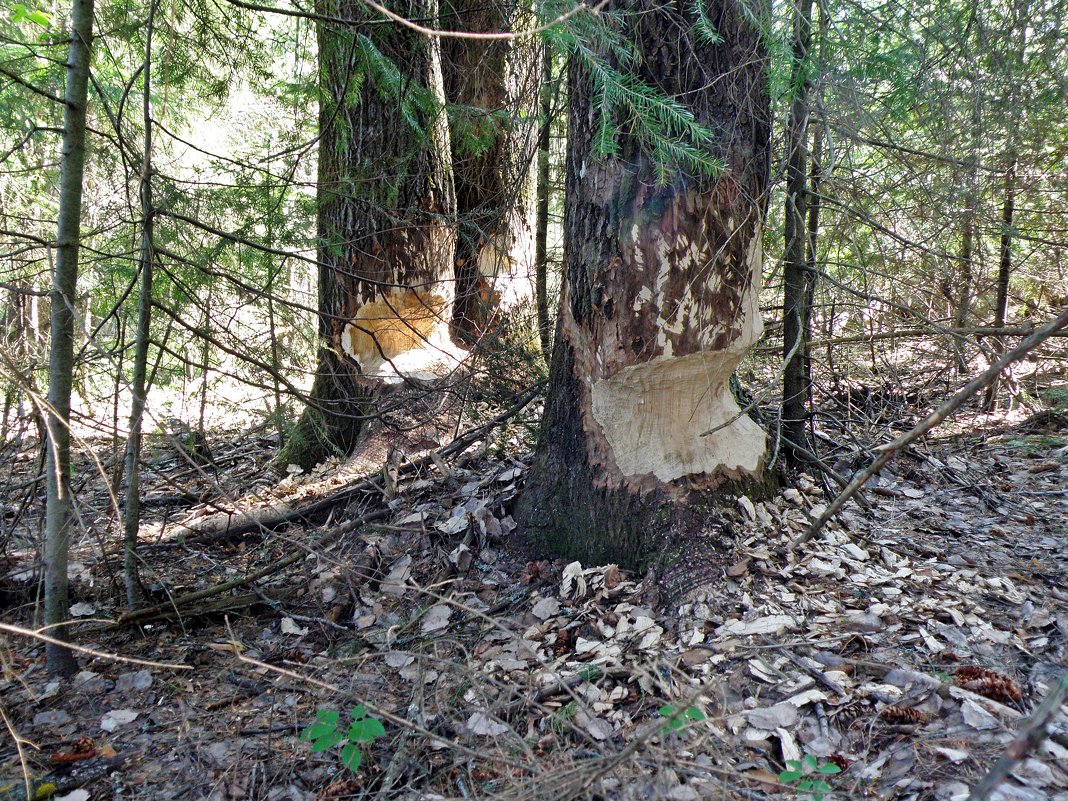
[0,377,1066,801]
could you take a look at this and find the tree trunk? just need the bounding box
[534,42,554,358]
[982,0,1025,412]
[983,159,1016,411]
[442,0,537,339]
[281,0,458,469]
[803,121,823,397]
[44,0,96,677]
[781,0,814,464]
[953,88,981,375]
[517,0,771,596]
[122,0,158,611]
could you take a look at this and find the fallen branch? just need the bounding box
[111,510,387,628]
[0,622,189,669]
[170,384,542,544]
[107,385,542,627]
[796,307,1068,546]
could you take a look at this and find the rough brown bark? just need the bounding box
[282,0,457,469]
[517,0,772,593]
[781,0,814,464]
[534,42,554,357]
[953,86,981,375]
[983,159,1017,411]
[442,0,537,339]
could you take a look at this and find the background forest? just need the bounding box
[0,0,1066,797]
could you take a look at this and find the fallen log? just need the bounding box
[162,384,541,545]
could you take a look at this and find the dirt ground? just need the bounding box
[0,386,1066,801]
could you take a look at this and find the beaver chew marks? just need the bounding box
[342,289,463,381]
[590,351,766,484]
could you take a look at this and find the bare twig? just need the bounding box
[0,622,190,669]
[0,702,34,801]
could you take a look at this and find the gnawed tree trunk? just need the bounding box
[442,0,538,339]
[517,0,771,593]
[44,0,96,676]
[281,0,458,469]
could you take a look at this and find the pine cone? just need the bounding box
[553,628,574,658]
[833,700,869,723]
[954,667,1022,703]
[879,705,931,725]
[317,779,362,799]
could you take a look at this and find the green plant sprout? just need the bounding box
[301,705,386,773]
[658,704,706,734]
[778,753,841,800]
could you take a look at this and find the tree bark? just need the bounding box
[517,0,771,595]
[122,0,158,610]
[982,0,1025,412]
[282,0,458,469]
[442,0,538,339]
[533,42,554,358]
[44,0,96,676]
[781,0,814,464]
[803,120,823,397]
[983,158,1017,411]
[953,86,981,375]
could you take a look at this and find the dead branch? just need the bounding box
[111,510,387,628]
[797,307,1068,546]
[172,383,541,544]
[755,323,1068,353]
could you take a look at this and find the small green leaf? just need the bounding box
[309,731,345,753]
[301,721,336,741]
[25,7,51,25]
[339,743,363,772]
[658,704,675,717]
[316,709,341,725]
[785,760,802,771]
[9,4,51,29]
[779,770,804,783]
[348,716,385,743]
[578,665,602,682]
[684,706,705,721]
[812,780,833,791]
[817,763,842,775]
[802,754,818,770]
[351,704,367,720]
